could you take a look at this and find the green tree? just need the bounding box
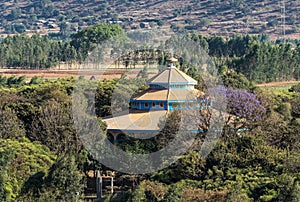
[59,22,71,39]
[0,148,14,201]
[70,23,125,60]
[0,138,55,201]
[40,154,84,201]
[0,107,25,139]
[30,99,80,155]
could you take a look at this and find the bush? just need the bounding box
[39,155,84,201]
[291,95,300,118]
[289,83,300,93]
[0,138,56,200]
[276,102,292,120]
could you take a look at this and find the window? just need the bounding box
[152,102,156,107]
[144,102,149,108]
[173,103,178,109]
[188,103,195,109]
[160,102,164,108]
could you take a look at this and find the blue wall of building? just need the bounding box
[131,100,168,110]
[131,99,212,111]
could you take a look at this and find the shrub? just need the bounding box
[289,83,300,93]
[0,138,56,200]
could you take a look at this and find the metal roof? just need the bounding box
[103,110,167,132]
[103,109,231,134]
[146,67,198,85]
[132,89,204,101]
[133,89,168,100]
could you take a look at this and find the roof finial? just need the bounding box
[168,49,177,68]
[170,48,173,57]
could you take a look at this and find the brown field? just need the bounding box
[2,69,298,87]
[0,68,157,80]
[256,81,299,87]
[0,69,127,80]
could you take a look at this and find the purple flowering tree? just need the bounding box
[225,87,266,132]
[226,88,265,119]
[198,86,266,135]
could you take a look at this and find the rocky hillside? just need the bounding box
[0,0,299,39]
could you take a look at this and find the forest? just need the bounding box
[0,23,300,201]
[1,23,300,84]
[0,69,300,201]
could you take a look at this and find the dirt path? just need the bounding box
[256,81,299,87]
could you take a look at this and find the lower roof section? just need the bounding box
[102,108,236,135]
[102,110,167,133]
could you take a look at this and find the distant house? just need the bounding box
[38,20,47,24]
[48,18,57,22]
[35,22,43,26]
[48,23,58,28]
[130,23,139,29]
[35,22,44,29]
[140,22,151,29]
[108,20,123,24]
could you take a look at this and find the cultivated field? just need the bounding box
[0,68,158,80]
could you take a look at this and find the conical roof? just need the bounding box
[146,67,197,85]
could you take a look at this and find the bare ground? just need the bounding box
[256,81,299,87]
[0,69,157,80]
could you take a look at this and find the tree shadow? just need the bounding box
[20,171,46,198]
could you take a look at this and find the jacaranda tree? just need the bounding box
[200,87,266,135]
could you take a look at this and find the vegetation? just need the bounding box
[290,83,300,93]
[1,25,300,85]
[0,138,56,201]
[0,70,299,201]
[0,22,299,201]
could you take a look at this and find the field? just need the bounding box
[256,81,299,88]
[0,68,158,80]
[256,81,300,100]
[256,81,299,91]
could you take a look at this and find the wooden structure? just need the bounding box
[95,170,115,202]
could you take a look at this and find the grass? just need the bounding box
[259,83,297,99]
[262,84,293,92]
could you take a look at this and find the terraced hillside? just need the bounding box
[0,0,299,38]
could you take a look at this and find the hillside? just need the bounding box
[0,0,299,39]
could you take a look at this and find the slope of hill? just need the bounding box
[0,0,299,38]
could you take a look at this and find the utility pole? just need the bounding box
[281,0,286,43]
[244,16,250,35]
[111,176,114,194]
[96,170,102,202]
